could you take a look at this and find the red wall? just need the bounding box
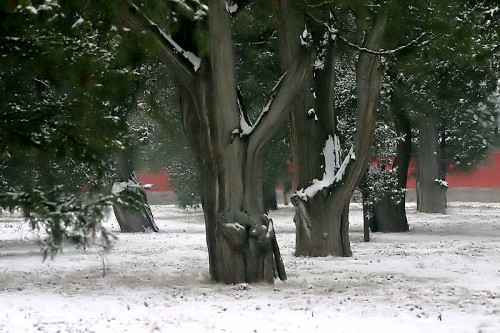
[406,150,500,188]
[136,171,175,191]
[138,150,500,191]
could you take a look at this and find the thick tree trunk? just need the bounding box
[112,150,159,233]
[127,0,308,283]
[292,194,352,256]
[274,1,386,257]
[417,114,447,213]
[172,0,309,283]
[370,103,411,232]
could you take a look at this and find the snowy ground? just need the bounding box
[1,203,499,333]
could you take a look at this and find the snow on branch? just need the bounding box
[294,135,356,200]
[337,32,428,56]
[225,1,239,14]
[305,10,428,55]
[129,3,201,72]
[236,72,287,137]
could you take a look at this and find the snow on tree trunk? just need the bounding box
[417,114,447,214]
[112,150,159,233]
[275,2,387,257]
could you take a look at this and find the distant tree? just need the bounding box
[364,0,499,223]
[401,1,499,213]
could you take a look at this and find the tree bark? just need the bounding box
[275,2,387,256]
[264,186,278,211]
[417,114,447,213]
[112,150,159,233]
[370,102,411,232]
[126,0,311,283]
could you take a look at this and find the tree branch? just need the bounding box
[337,32,428,56]
[242,53,313,212]
[123,2,197,87]
[305,10,429,55]
[240,53,312,141]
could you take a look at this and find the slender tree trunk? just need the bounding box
[360,173,372,240]
[370,103,411,232]
[112,150,159,233]
[417,114,447,213]
[264,186,278,211]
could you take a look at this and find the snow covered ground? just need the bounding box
[1,203,499,333]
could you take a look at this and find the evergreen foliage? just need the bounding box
[0,0,145,256]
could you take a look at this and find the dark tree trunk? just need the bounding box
[264,187,278,211]
[275,1,387,256]
[370,102,411,232]
[417,114,447,213]
[360,173,372,240]
[125,0,310,283]
[112,150,159,233]
[292,195,352,256]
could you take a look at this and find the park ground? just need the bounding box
[0,203,499,332]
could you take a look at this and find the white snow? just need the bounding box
[131,4,201,72]
[300,26,310,46]
[1,202,499,332]
[238,72,287,136]
[295,135,355,200]
[71,17,84,29]
[225,1,238,14]
[434,179,449,187]
[111,181,135,194]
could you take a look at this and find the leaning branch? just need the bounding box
[124,2,198,87]
[337,32,428,56]
[305,10,429,55]
[236,54,311,143]
[247,53,312,151]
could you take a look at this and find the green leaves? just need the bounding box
[0,0,145,254]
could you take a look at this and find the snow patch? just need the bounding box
[224,222,245,232]
[225,1,238,14]
[295,135,355,200]
[71,17,84,29]
[132,4,201,72]
[299,26,311,46]
[434,178,449,187]
[111,180,135,194]
[238,72,286,136]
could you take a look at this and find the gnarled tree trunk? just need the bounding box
[126,0,309,283]
[417,113,447,213]
[274,1,387,257]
